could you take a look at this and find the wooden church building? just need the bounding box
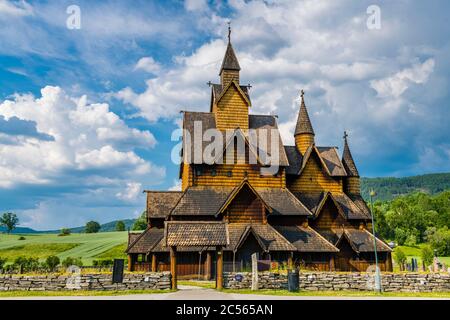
[126,29,393,279]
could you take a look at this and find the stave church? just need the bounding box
[126,28,393,280]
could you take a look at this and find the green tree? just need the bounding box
[132,211,147,231]
[85,221,101,233]
[61,257,83,268]
[115,220,126,232]
[59,228,71,236]
[45,256,60,271]
[393,247,407,271]
[0,212,19,234]
[427,227,450,256]
[421,245,434,267]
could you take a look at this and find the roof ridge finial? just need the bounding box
[227,21,231,43]
[343,130,349,142]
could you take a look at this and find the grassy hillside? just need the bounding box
[0,219,136,234]
[0,232,131,265]
[361,173,450,201]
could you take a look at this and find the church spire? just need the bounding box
[342,131,359,177]
[294,90,315,154]
[220,22,240,86]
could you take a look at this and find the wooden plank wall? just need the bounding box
[226,188,264,223]
[310,198,346,229]
[215,85,249,130]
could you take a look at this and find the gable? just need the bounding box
[288,150,343,193]
[311,195,347,229]
[221,183,268,223]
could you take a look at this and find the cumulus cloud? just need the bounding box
[371,59,435,98]
[134,56,161,74]
[0,86,164,229]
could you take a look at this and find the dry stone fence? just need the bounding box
[224,271,450,292]
[0,272,171,291]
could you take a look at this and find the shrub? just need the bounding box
[421,245,434,267]
[0,257,7,270]
[58,228,71,236]
[62,257,83,268]
[13,256,39,273]
[18,236,26,240]
[393,247,407,270]
[92,259,113,267]
[45,256,60,271]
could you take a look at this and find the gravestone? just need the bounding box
[251,253,258,291]
[112,259,124,284]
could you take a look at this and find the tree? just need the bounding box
[59,228,71,236]
[0,212,19,234]
[45,256,60,272]
[85,221,101,233]
[393,247,407,271]
[426,227,450,256]
[61,257,83,268]
[421,245,434,267]
[115,220,126,232]
[132,211,147,231]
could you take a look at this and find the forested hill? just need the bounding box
[361,173,450,201]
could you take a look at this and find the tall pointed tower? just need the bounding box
[342,131,361,195]
[220,24,241,87]
[294,90,315,154]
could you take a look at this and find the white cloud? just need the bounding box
[184,0,208,12]
[0,85,163,187]
[168,179,181,191]
[116,182,142,201]
[0,0,33,17]
[371,59,435,98]
[134,56,161,74]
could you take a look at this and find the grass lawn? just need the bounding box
[178,280,216,289]
[221,289,450,298]
[0,232,132,265]
[0,289,173,298]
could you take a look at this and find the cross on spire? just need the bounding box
[300,89,305,99]
[343,130,348,141]
[227,21,231,43]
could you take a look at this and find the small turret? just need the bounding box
[294,90,315,154]
[342,131,361,195]
[220,23,240,87]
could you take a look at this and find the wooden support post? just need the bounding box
[330,255,335,271]
[216,246,223,290]
[151,253,157,272]
[170,246,177,290]
[387,252,393,272]
[288,252,293,270]
[127,255,132,272]
[205,251,212,280]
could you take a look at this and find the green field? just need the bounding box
[0,232,131,265]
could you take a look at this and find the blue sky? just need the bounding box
[0,0,449,229]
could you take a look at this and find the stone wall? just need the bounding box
[0,272,171,291]
[224,272,450,292]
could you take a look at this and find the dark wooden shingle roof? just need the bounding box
[274,225,339,252]
[146,191,183,218]
[257,188,312,216]
[337,228,392,253]
[316,146,347,176]
[165,221,229,247]
[294,95,315,136]
[342,134,359,177]
[220,42,241,73]
[225,223,296,252]
[126,228,164,254]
